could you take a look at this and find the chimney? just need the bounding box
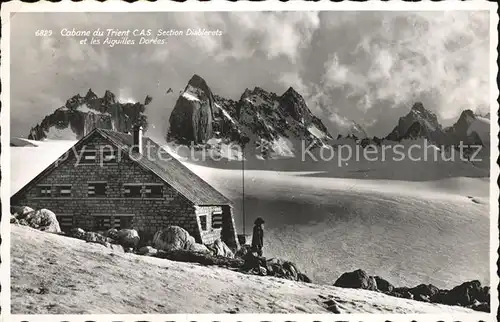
[132,125,143,154]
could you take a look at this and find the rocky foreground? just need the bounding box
[10,225,486,314]
[10,205,491,314]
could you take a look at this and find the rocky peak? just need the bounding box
[443,109,484,146]
[409,102,439,127]
[411,101,425,112]
[283,86,301,99]
[187,74,208,89]
[64,94,84,110]
[279,86,309,122]
[85,88,98,101]
[385,102,445,143]
[103,90,116,105]
[456,109,476,125]
[167,74,215,144]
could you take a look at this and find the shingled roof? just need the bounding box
[12,128,233,206]
[98,129,233,205]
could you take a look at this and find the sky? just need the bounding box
[9,11,491,139]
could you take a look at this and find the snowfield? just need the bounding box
[184,163,490,289]
[10,225,486,314]
[10,139,490,294]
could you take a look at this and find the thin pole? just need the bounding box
[242,145,245,237]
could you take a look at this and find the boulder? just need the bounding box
[282,261,299,281]
[137,246,158,256]
[241,251,263,272]
[70,228,86,239]
[441,280,483,306]
[25,209,61,233]
[430,289,449,304]
[234,244,252,258]
[10,215,19,224]
[374,276,394,293]
[105,228,119,240]
[11,206,35,219]
[468,301,490,312]
[391,287,414,300]
[333,269,377,291]
[409,284,439,302]
[298,273,312,283]
[84,231,109,245]
[116,229,140,249]
[189,243,210,253]
[478,286,490,304]
[153,226,195,251]
[210,239,234,258]
[18,219,28,226]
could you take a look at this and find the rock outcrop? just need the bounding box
[333,269,490,312]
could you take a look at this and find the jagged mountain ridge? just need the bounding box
[28,89,150,140]
[167,75,333,156]
[384,102,488,147]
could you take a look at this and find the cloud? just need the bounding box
[175,12,321,63]
[9,11,491,139]
[322,11,490,120]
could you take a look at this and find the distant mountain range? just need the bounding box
[27,89,151,140]
[385,102,488,147]
[23,74,490,159]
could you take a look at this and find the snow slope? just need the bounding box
[184,163,490,289]
[10,225,485,314]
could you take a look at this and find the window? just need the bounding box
[80,150,97,164]
[54,185,72,197]
[101,149,118,164]
[88,182,107,197]
[212,211,223,229]
[37,185,52,197]
[199,215,208,231]
[123,184,142,198]
[144,184,163,198]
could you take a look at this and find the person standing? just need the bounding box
[251,217,265,257]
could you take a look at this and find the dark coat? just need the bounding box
[252,225,264,248]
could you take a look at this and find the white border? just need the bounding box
[1,1,498,322]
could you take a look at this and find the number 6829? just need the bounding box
[35,30,53,37]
